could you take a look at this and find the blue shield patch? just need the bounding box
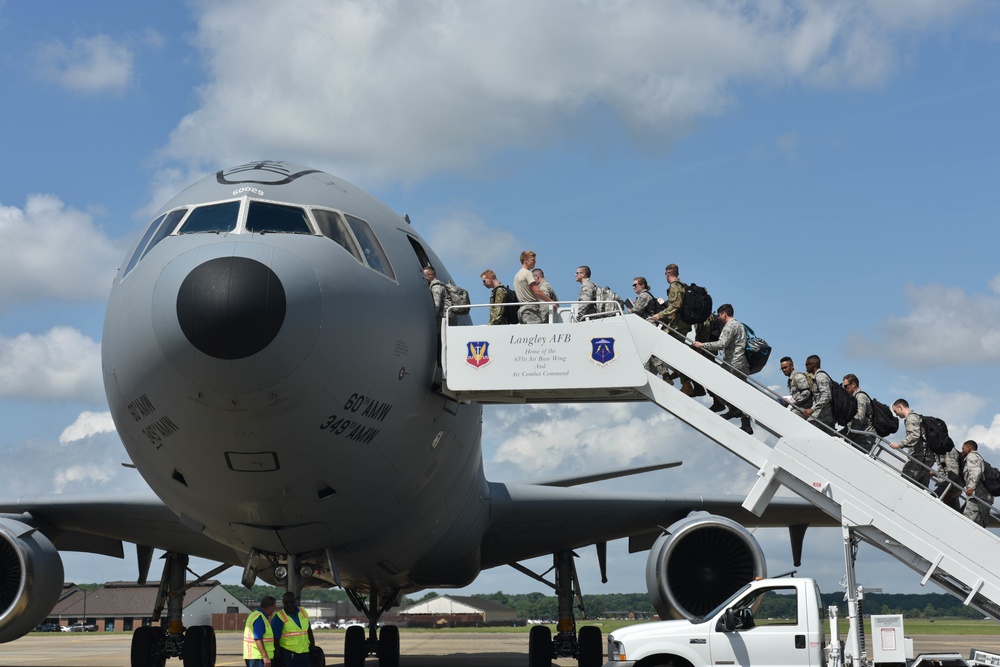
[590,337,617,367]
[466,341,491,369]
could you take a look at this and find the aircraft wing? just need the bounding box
[479,482,839,569]
[0,490,241,565]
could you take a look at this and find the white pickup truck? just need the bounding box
[604,577,825,667]
[604,577,1000,667]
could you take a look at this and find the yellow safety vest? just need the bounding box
[243,610,275,659]
[276,608,310,654]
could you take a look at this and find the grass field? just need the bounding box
[309,618,1000,636]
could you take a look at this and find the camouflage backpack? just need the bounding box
[445,282,471,316]
[595,285,625,316]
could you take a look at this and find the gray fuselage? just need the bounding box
[102,162,487,592]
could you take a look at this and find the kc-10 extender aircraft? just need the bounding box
[0,162,834,667]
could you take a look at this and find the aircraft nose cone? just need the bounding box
[176,257,286,360]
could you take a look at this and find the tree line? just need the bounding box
[223,585,989,620]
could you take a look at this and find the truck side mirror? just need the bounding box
[720,609,736,632]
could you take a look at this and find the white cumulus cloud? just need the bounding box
[422,211,519,276]
[0,327,104,402]
[0,194,124,309]
[53,464,116,493]
[485,400,759,493]
[36,34,134,94]
[966,413,1000,453]
[59,411,117,444]
[848,277,1000,367]
[1,426,140,497]
[159,0,972,183]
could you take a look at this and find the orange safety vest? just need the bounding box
[276,607,310,654]
[242,610,275,659]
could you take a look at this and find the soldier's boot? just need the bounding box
[740,416,754,435]
[719,407,743,421]
[680,379,696,396]
[688,379,706,397]
[708,397,726,413]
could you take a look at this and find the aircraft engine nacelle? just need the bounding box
[0,518,64,642]
[645,512,766,620]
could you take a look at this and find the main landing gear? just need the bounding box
[343,585,402,667]
[130,552,229,667]
[515,550,604,667]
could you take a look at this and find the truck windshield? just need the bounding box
[694,582,752,623]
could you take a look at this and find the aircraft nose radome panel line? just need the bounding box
[176,256,286,360]
[0,161,834,667]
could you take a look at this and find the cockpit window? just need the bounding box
[122,208,188,278]
[312,209,365,263]
[246,201,312,234]
[345,214,396,280]
[177,201,240,234]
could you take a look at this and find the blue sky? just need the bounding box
[1,0,999,602]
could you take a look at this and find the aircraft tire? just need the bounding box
[377,625,400,667]
[182,625,215,667]
[203,626,217,667]
[131,626,166,667]
[577,625,603,667]
[528,625,552,667]
[344,625,366,667]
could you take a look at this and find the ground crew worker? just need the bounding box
[243,595,276,667]
[272,591,312,667]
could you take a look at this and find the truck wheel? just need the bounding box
[528,625,552,667]
[577,625,602,667]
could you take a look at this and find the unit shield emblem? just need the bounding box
[590,337,617,367]
[466,341,492,369]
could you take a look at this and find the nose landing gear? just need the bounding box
[343,585,402,667]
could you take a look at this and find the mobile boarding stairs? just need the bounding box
[441,303,1000,622]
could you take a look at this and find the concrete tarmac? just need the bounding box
[1,631,998,667]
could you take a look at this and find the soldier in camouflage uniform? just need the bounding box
[842,374,876,450]
[531,269,559,323]
[801,355,834,431]
[574,266,598,321]
[630,277,655,317]
[780,357,813,413]
[423,266,452,325]
[932,445,964,512]
[961,440,994,528]
[890,399,935,490]
[649,264,702,396]
[481,269,512,326]
[631,277,669,377]
[424,265,451,365]
[649,264,691,338]
[693,304,751,434]
[532,268,558,302]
